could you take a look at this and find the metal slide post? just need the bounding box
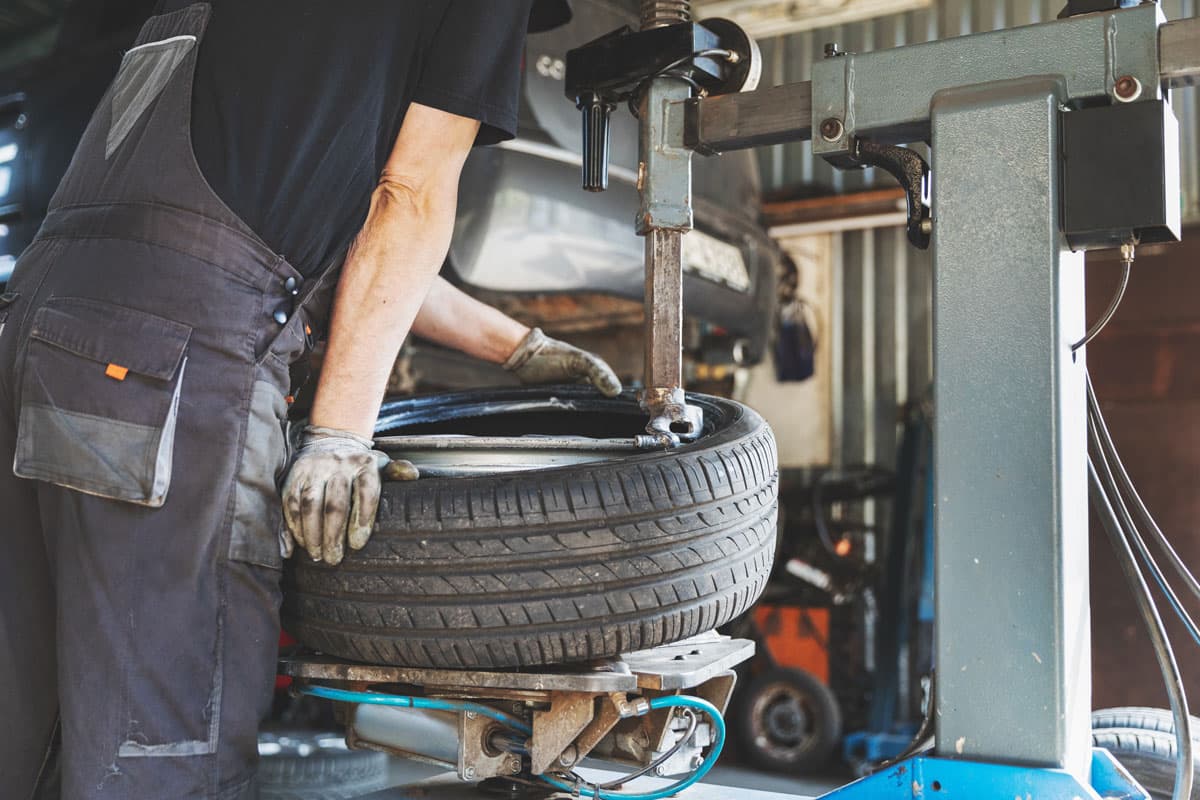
[637,1,703,443]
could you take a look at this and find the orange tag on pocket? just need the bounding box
[105,363,129,381]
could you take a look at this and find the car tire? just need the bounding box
[1092,708,1200,800]
[1093,706,1200,738]
[733,668,842,774]
[257,730,389,800]
[282,387,778,669]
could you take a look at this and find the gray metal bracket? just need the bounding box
[810,2,1165,158]
[279,633,752,695]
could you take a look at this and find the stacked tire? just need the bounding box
[283,389,779,669]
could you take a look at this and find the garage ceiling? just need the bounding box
[695,0,931,38]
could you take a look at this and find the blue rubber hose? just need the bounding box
[301,686,724,799]
[300,685,532,734]
[539,695,726,800]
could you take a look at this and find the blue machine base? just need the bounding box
[843,728,921,768]
[816,749,1149,799]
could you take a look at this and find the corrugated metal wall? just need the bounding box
[832,227,932,471]
[757,0,1200,218]
[758,0,1198,471]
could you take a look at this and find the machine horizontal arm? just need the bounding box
[684,82,813,154]
[1161,16,1200,88]
[683,7,1200,157]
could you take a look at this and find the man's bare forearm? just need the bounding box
[309,105,481,438]
[308,186,453,436]
[412,278,530,364]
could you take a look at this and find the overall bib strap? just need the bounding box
[132,2,211,48]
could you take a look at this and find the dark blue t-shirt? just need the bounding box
[155,0,534,276]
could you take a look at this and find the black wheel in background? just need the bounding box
[1093,707,1200,800]
[256,729,389,800]
[733,667,843,774]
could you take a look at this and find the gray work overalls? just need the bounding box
[0,5,338,797]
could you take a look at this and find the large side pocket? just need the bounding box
[229,378,290,569]
[15,297,191,508]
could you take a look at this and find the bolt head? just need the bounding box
[465,711,477,720]
[820,117,845,142]
[464,766,476,779]
[824,42,841,58]
[1114,75,1142,102]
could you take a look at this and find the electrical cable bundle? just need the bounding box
[1084,251,1198,800]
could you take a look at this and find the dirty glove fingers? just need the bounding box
[505,328,623,395]
[282,472,309,557]
[279,527,295,560]
[347,464,382,552]
[384,458,420,482]
[575,351,623,397]
[321,471,353,566]
[299,478,327,562]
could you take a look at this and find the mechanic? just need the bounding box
[0,1,622,798]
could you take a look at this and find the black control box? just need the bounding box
[1062,99,1181,251]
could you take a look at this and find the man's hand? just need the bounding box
[282,426,418,565]
[503,328,623,397]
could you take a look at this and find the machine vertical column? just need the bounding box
[930,78,1092,779]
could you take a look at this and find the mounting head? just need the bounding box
[564,19,759,192]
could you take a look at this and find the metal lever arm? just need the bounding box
[849,139,932,249]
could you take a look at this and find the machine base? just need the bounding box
[817,750,1149,799]
[359,769,813,799]
[280,634,753,791]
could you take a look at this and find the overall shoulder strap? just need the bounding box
[133,2,211,47]
[154,0,206,15]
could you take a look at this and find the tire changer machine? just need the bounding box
[279,1,1200,797]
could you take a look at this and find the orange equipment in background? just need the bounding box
[753,605,831,686]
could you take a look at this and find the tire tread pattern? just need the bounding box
[282,401,778,669]
[1092,727,1200,800]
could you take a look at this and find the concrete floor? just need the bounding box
[370,758,843,799]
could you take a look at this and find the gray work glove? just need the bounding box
[281,426,419,566]
[503,328,623,397]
